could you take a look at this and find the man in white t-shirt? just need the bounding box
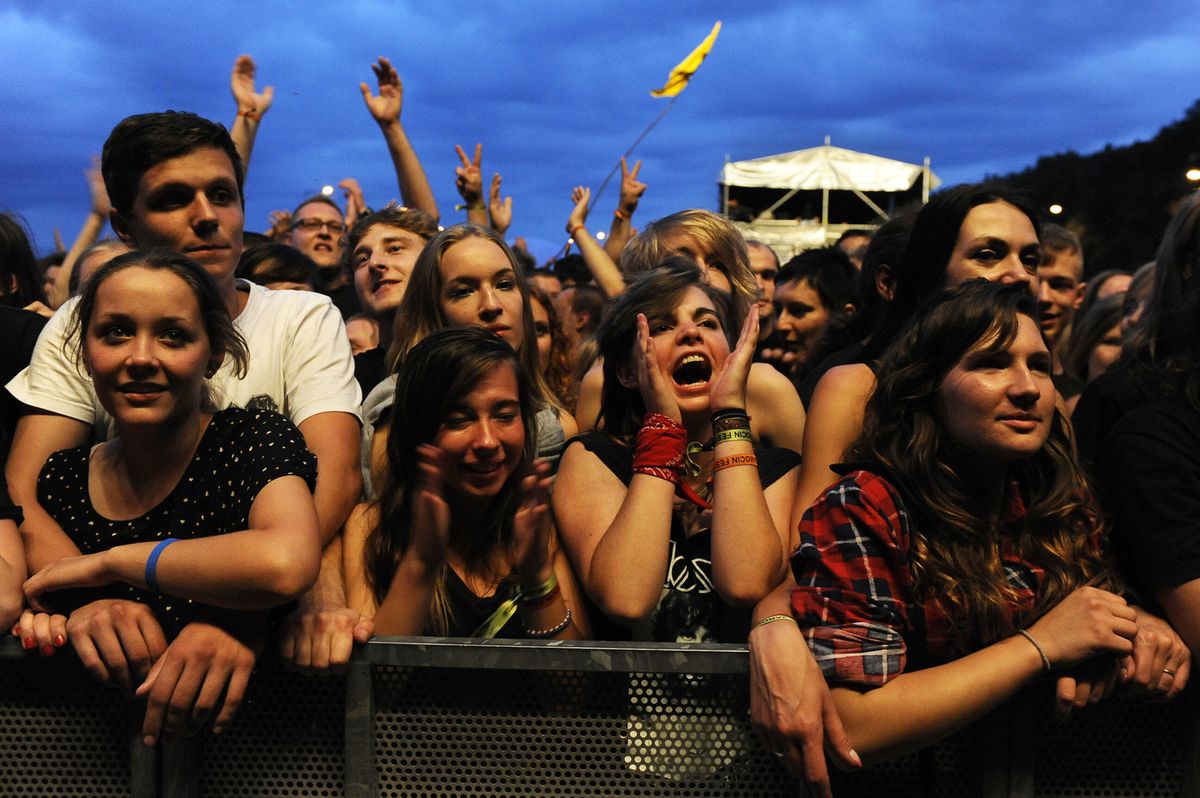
[6,111,362,741]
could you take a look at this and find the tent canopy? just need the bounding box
[720,143,940,193]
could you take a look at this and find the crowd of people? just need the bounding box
[1,54,1198,794]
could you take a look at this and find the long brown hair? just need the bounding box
[365,327,538,634]
[387,224,562,415]
[855,280,1117,651]
[527,283,576,410]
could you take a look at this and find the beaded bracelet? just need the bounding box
[714,453,757,472]
[525,608,573,639]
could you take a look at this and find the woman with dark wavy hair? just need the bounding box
[344,326,587,638]
[772,281,1186,766]
[794,182,1042,518]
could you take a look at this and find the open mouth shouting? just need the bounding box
[672,353,713,388]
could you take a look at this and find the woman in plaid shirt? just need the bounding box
[786,280,1186,764]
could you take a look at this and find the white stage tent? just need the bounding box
[719,138,940,256]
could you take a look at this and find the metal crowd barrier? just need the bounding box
[1,635,1195,796]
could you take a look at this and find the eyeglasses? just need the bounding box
[291,218,346,234]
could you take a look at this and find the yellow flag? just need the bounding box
[650,21,721,98]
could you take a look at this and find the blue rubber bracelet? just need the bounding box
[145,538,179,594]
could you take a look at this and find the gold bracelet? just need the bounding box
[714,453,757,472]
[756,614,797,628]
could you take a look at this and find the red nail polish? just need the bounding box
[54,634,65,647]
[22,636,35,650]
[41,644,55,657]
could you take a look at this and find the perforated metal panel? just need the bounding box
[365,639,988,798]
[0,642,135,796]
[1026,683,1189,798]
[199,660,346,796]
[3,637,1195,797]
[373,666,797,796]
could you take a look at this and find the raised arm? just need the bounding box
[339,178,367,230]
[24,475,321,610]
[566,186,625,298]
[360,56,439,220]
[454,144,487,226]
[553,315,679,625]
[351,445,448,635]
[229,54,274,173]
[488,172,513,236]
[52,158,109,308]
[604,157,646,261]
[708,311,792,602]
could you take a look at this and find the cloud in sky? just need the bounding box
[3,1,1200,261]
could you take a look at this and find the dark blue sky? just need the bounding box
[4,1,1200,262]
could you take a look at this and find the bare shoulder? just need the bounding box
[747,362,805,451]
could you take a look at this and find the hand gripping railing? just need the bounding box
[1,636,1195,797]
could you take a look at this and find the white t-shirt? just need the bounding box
[7,280,361,440]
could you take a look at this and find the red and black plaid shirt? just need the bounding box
[790,469,1046,688]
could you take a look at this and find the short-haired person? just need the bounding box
[237,241,320,291]
[745,240,780,351]
[1036,224,1085,348]
[769,247,858,381]
[835,229,872,269]
[5,111,362,726]
[288,195,360,318]
[344,204,439,395]
[553,282,605,350]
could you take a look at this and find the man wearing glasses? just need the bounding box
[289,196,360,318]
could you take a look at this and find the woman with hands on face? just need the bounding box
[773,280,1187,769]
[553,259,799,644]
[343,326,587,639]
